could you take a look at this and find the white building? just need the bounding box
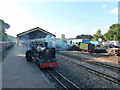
[102,41,119,47]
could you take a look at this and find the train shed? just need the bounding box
[17,27,56,41]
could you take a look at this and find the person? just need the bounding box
[37,43,45,53]
[36,43,46,58]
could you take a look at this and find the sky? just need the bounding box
[0,0,119,38]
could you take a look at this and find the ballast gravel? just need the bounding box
[58,51,119,67]
[55,54,119,88]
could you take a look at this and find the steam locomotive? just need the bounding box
[25,41,59,68]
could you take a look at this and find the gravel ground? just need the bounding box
[55,54,119,88]
[56,54,119,80]
[58,51,119,68]
[40,68,63,88]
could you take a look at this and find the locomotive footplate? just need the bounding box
[40,62,59,68]
[38,58,59,68]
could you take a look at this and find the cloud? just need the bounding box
[102,4,107,8]
[110,7,118,15]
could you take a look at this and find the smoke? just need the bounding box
[18,34,69,51]
[45,35,69,50]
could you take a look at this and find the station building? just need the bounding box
[17,27,56,41]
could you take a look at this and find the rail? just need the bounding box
[56,56,120,85]
[57,52,120,72]
[47,69,80,89]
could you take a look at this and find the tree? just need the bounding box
[93,34,98,41]
[61,34,65,40]
[0,19,10,33]
[104,24,120,41]
[0,19,15,41]
[2,22,10,33]
[93,29,103,41]
[96,29,102,38]
[76,34,93,40]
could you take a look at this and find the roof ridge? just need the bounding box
[17,27,55,37]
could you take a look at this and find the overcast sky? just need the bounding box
[0,0,119,38]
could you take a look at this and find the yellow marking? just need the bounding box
[16,54,25,57]
[85,60,93,62]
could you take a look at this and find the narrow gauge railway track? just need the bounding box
[56,56,120,85]
[57,52,120,72]
[78,51,108,58]
[47,69,80,89]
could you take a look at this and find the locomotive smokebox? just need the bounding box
[42,48,55,60]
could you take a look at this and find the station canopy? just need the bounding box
[17,27,56,40]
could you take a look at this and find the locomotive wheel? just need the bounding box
[26,50,33,62]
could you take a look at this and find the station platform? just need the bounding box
[2,45,54,88]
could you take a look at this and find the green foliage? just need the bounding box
[61,34,65,40]
[104,24,120,41]
[93,34,98,41]
[1,20,10,33]
[2,33,8,41]
[93,29,103,41]
[0,19,16,41]
[1,32,16,41]
[76,34,93,40]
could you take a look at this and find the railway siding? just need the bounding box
[57,51,119,68]
[55,56,119,88]
[56,54,119,81]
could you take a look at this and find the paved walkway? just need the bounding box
[2,45,54,88]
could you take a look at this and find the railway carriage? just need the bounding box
[75,42,95,53]
[80,43,95,53]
